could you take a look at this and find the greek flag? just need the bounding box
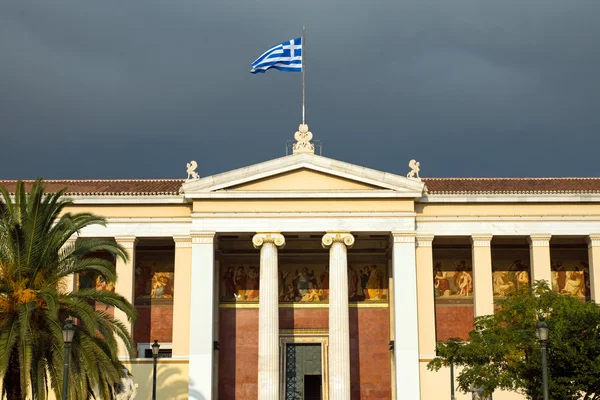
[250,38,302,74]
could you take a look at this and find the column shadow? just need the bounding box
[349,307,361,400]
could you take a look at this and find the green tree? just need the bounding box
[428,281,600,400]
[0,180,137,400]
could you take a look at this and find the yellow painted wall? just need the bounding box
[229,169,381,191]
[193,199,415,213]
[124,361,189,400]
[63,205,191,218]
[419,362,525,399]
[417,203,600,217]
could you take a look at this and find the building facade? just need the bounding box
[3,145,600,400]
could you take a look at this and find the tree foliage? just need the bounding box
[0,180,137,400]
[428,281,600,400]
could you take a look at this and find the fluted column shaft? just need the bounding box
[253,233,285,400]
[323,232,354,400]
[587,235,600,302]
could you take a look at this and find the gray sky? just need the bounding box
[1,0,599,179]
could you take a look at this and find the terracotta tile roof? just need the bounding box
[0,180,185,196]
[422,178,600,195]
[1,178,600,196]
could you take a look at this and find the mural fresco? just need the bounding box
[433,260,473,299]
[492,248,530,297]
[219,263,388,303]
[135,251,175,304]
[551,248,590,299]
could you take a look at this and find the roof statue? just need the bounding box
[407,159,421,181]
[292,124,314,154]
[186,161,200,182]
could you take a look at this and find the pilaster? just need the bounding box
[114,235,137,358]
[322,232,354,400]
[253,233,286,400]
[587,235,600,302]
[471,235,494,316]
[189,231,216,399]
[416,235,436,357]
[172,235,192,357]
[391,232,420,399]
[528,235,552,285]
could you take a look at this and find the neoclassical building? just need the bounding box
[3,130,600,400]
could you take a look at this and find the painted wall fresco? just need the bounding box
[135,250,175,304]
[219,263,388,303]
[551,248,590,299]
[492,248,530,298]
[433,249,473,304]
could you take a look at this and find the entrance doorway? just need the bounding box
[280,331,329,400]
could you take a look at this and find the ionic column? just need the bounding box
[416,235,436,357]
[529,235,552,285]
[61,236,78,293]
[114,235,137,358]
[471,235,494,316]
[172,235,192,357]
[322,232,354,400]
[189,231,216,399]
[391,232,420,399]
[253,233,286,400]
[587,235,600,302]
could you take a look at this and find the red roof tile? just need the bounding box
[422,178,600,194]
[0,180,185,196]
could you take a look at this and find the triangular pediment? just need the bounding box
[228,169,381,191]
[182,153,425,199]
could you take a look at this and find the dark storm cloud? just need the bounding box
[1,0,599,179]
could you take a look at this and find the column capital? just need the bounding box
[322,232,354,249]
[587,234,600,248]
[391,232,416,244]
[416,235,435,247]
[114,235,138,248]
[253,233,285,249]
[191,231,216,244]
[173,235,192,248]
[62,235,78,249]
[528,234,552,247]
[471,234,493,247]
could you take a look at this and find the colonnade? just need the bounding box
[97,231,600,400]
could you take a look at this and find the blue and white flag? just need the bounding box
[250,38,302,74]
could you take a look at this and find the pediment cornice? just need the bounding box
[181,153,426,199]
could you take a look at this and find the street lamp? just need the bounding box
[61,320,75,400]
[151,340,160,400]
[536,317,549,400]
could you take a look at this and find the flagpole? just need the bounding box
[302,24,306,125]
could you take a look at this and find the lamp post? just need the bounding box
[536,317,549,400]
[61,320,75,400]
[450,361,456,400]
[151,340,160,400]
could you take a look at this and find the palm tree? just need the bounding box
[0,179,137,400]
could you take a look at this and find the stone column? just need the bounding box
[587,235,600,302]
[253,233,285,400]
[416,235,436,357]
[391,232,420,399]
[322,232,354,400]
[189,231,216,399]
[61,236,78,293]
[114,235,137,358]
[529,235,552,285]
[471,235,494,317]
[172,235,192,358]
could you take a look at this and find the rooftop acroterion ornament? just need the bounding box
[292,124,314,154]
